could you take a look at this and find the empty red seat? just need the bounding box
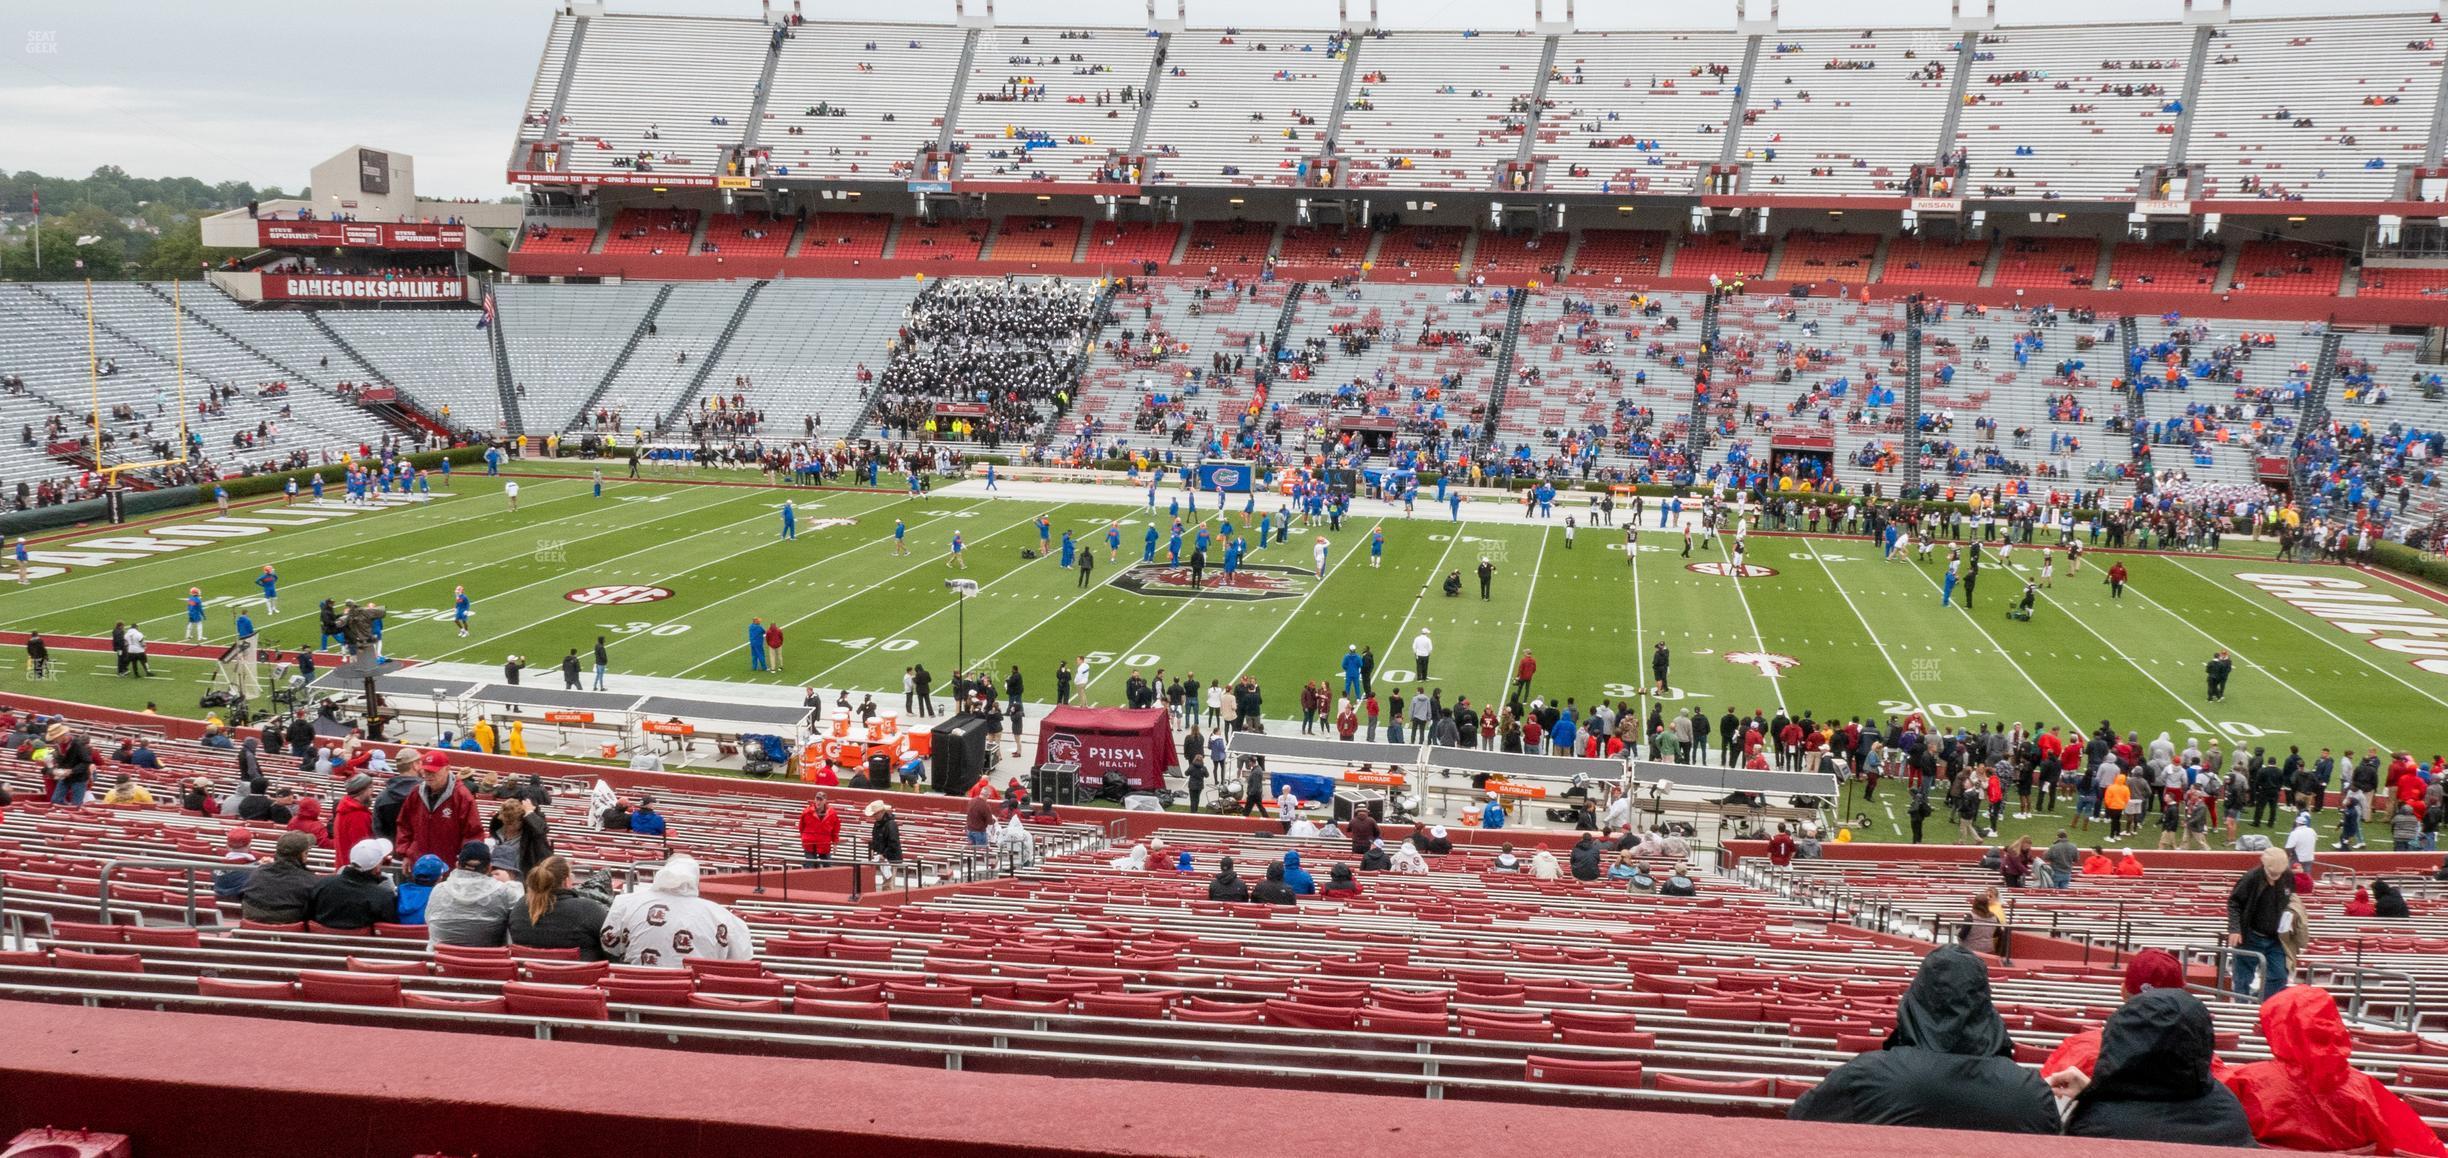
[684,958,768,978]
[603,978,695,1007]
[198,977,296,1001]
[1558,1027,1657,1049]
[1263,999,1357,1030]
[237,920,305,933]
[522,960,611,986]
[1652,1073,1774,1097]
[49,921,125,944]
[436,958,517,981]
[299,970,405,1007]
[887,985,974,1008]
[1526,1055,1644,1089]
[403,993,509,1014]
[1355,1009,1448,1036]
[508,945,582,961]
[687,993,784,1013]
[1459,1014,1553,1043]
[53,948,142,973]
[502,982,610,1020]
[1075,993,1168,1018]
[1682,998,1763,1022]
[120,926,199,949]
[1170,1005,1261,1024]
[370,923,428,939]
[1550,1009,1639,1033]
[794,999,891,1020]
[696,973,787,998]
[346,956,430,977]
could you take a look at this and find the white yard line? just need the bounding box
[1231,518,1389,684]
[796,503,1080,686]
[1882,548,2076,724]
[1800,539,1931,716]
[1712,529,1787,713]
[1496,526,1551,695]
[2169,557,2448,718]
[2113,572,2390,751]
[417,492,813,662]
[654,499,983,677]
[2020,570,2219,721]
[1376,518,1475,682]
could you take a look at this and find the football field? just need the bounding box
[8,464,2445,844]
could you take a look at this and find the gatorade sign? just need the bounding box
[565,585,673,605]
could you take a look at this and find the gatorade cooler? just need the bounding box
[831,716,850,738]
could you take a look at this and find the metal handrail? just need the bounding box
[2323,964,2421,1032]
[96,858,240,926]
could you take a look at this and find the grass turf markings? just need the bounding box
[1798,538,1935,718]
[795,503,1091,687]
[2109,569,2389,752]
[1879,545,2076,725]
[2165,557,2448,721]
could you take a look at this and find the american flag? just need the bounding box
[476,289,496,329]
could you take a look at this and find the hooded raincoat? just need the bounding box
[1788,946,2058,1134]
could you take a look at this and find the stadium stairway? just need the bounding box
[1127,30,1172,156]
[656,280,769,432]
[570,284,673,434]
[1477,291,1532,458]
[488,311,525,436]
[298,311,393,393]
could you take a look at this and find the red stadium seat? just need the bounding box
[694,973,787,998]
[53,949,142,973]
[1526,1055,1644,1089]
[521,960,610,986]
[1354,1009,1448,1036]
[502,982,610,1021]
[1262,999,1357,1030]
[886,985,974,1007]
[436,957,518,981]
[120,926,200,949]
[793,999,891,1021]
[1458,1014,1553,1043]
[1652,1073,1774,1097]
[687,993,784,1013]
[1075,993,1168,1018]
[403,993,510,1014]
[298,970,405,1007]
[197,977,296,1001]
[48,921,125,944]
[603,978,695,1007]
[346,956,431,977]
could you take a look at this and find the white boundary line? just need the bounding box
[2168,557,2448,717]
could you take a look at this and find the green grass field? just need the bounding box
[9,462,2446,847]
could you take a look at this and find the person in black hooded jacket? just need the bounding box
[2372,878,2411,919]
[1569,832,1602,881]
[1249,861,1296,905]
[2054,989,2254,1147]
[1207,857,1249,902]
[1788,945,2058,1134]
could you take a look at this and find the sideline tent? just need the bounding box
[1032,706,1178,790]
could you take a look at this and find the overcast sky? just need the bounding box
[0,0,2428,200]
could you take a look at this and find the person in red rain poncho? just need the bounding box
[2223,985,2448,1155]
[2043,949,2230,1081]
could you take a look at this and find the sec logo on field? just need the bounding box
[565,585,674,605]
[1687,562,1778,579]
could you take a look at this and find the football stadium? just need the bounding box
[4,0,2448,1153]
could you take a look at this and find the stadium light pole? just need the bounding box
[946,579,979,683]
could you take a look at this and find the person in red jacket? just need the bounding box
[1513,650,1536,701]
[765,622,785,674]
[394,751,482,867]
[2225,985,2448,1155]
[797,793,842,868]
[329,774,375,859]
[2105,561,2129,600]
